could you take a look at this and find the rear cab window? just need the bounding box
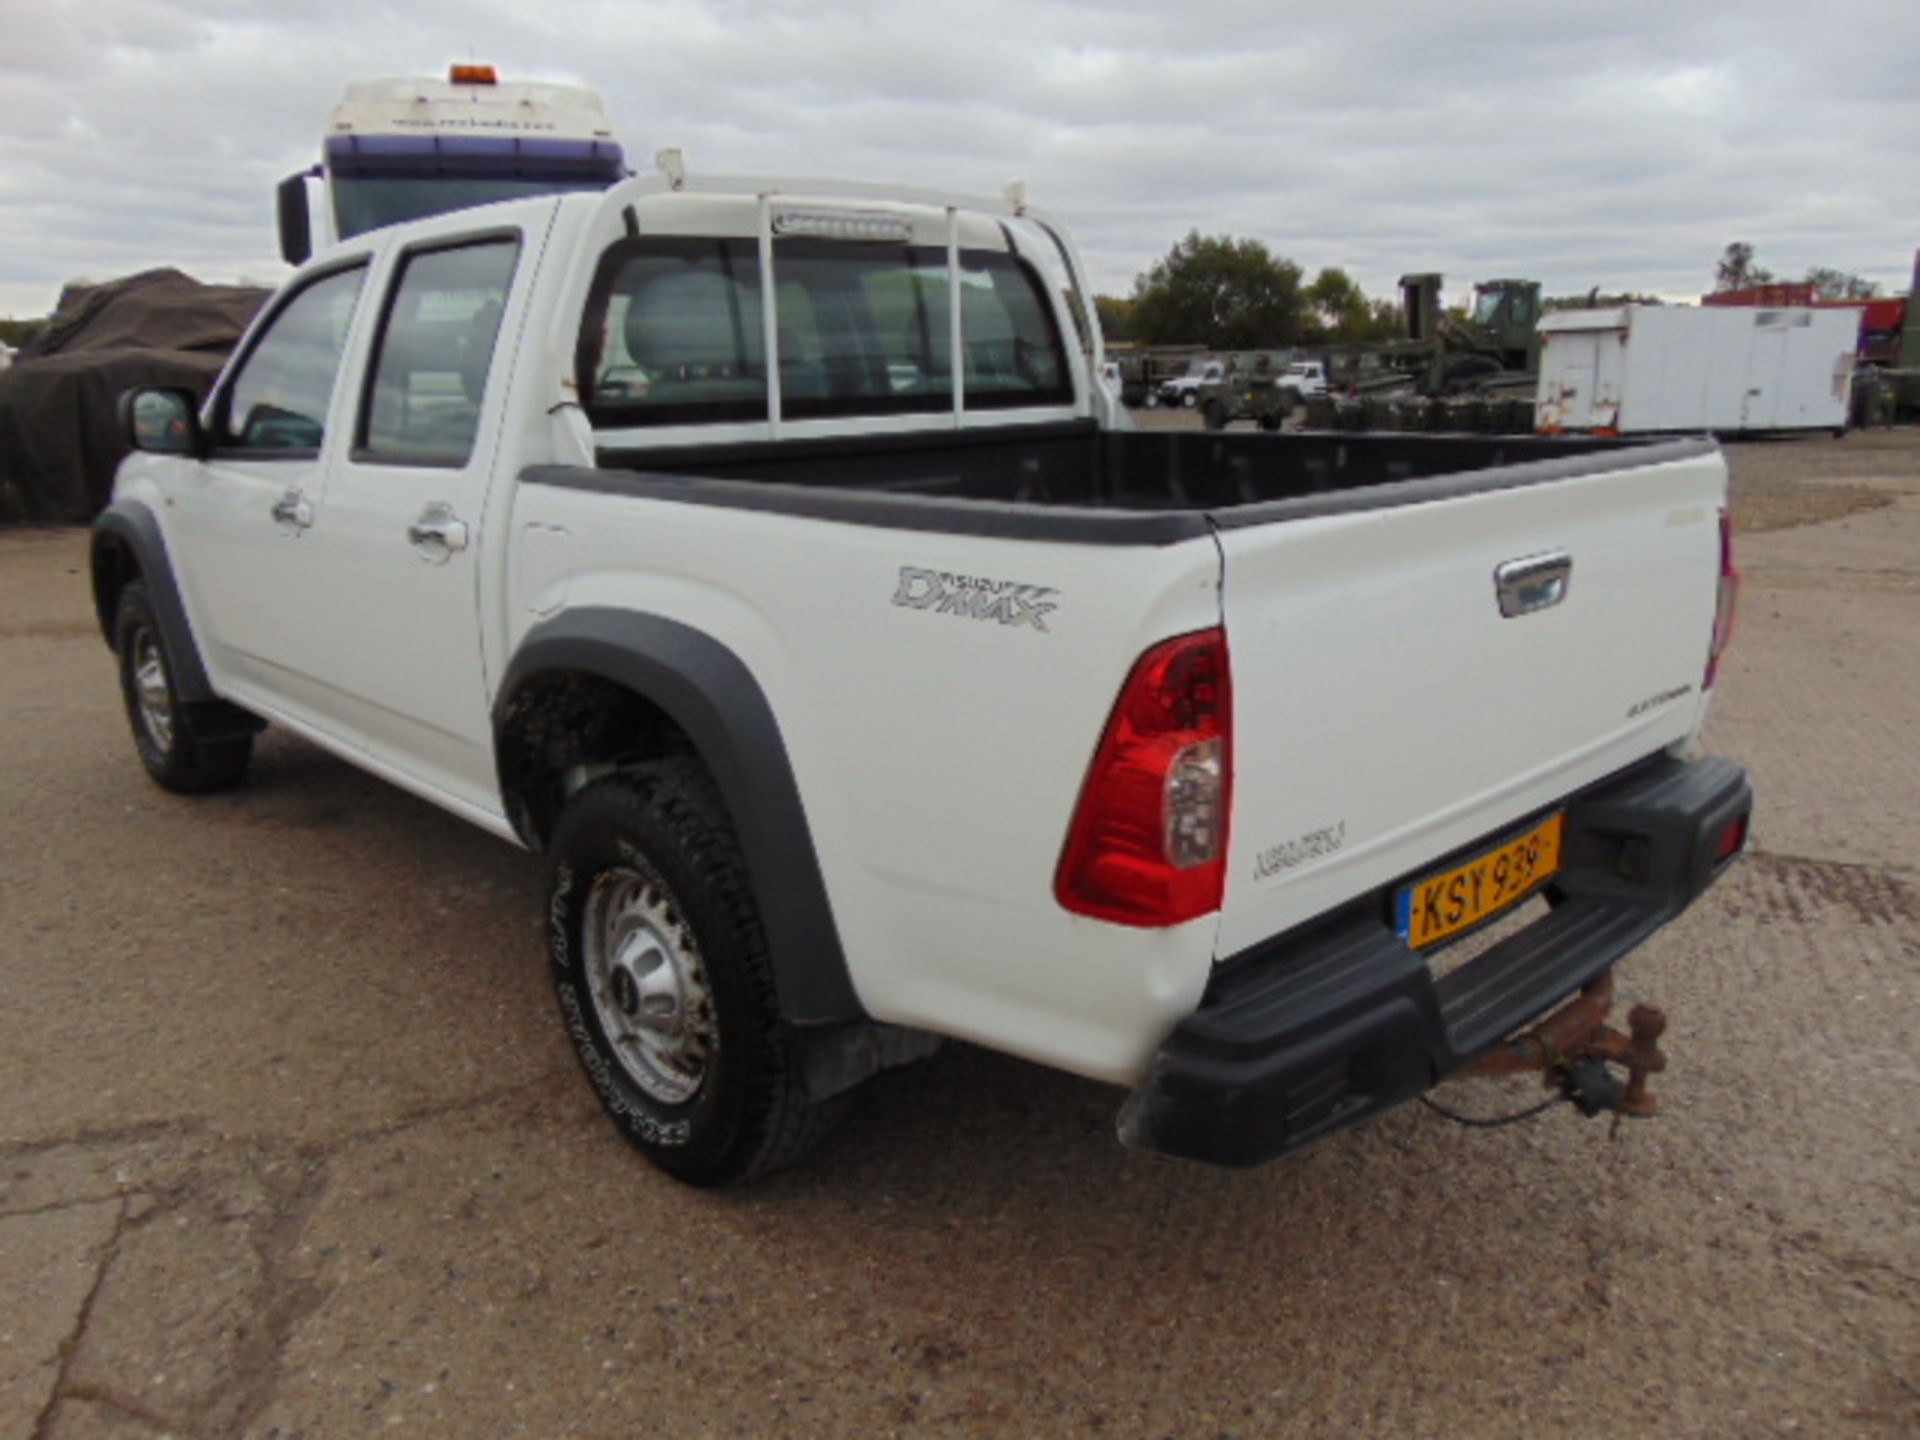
[580,224,1073,430]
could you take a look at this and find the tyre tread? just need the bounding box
[115,581,252,794]
[555,762,842,1186]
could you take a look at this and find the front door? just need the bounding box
[169,262,371,725]
[309,234,528,811]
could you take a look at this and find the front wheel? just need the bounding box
[1201,400,1229,431]
[1145,391,1161,409]
[114,582,252,793]
[547,762,842,1186]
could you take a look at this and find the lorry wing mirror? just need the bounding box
[120,388,204,457]
[277,171,314,267]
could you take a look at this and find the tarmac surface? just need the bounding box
[2,429,1916,1438]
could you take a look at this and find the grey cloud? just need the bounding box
[2,0,1916,318]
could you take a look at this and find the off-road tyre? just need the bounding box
[1145,390,1161,409]
[114,582,252,794]
[1257,412,1282,432]
[1201,399,1229,431]
[1181,389,1198,409]
[547,761,844,1187]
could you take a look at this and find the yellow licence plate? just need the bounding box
[1395,813,1564,949]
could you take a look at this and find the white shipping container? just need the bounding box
[1535,305,1856,435]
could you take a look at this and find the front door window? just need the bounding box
[216,266,366,452]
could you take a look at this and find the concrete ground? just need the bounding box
[2,432,1915,1439]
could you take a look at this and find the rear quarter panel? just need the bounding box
[506,479,1227,1083]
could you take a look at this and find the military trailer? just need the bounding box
[1288,275,1546,434]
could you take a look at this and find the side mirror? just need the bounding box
[277,171,314,267]
[120,387,204,456]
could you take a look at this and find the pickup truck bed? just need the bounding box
[584,420,1697,530]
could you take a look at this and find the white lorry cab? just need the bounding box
[98,165,1750,1185]
[276,65,628,266]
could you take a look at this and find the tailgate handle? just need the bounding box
[1495,552,1572,617]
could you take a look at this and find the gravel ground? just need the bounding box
[2,430,1916,1438]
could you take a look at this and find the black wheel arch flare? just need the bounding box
[493,608,863,1027]
[89,501,217,702]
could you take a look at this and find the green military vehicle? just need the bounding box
[1345,273,1542,397]
[1193,275,1544,433]
[1197,353,1327,430]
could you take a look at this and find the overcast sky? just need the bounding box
[4,0,1917,319]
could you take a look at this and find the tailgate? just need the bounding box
[1214,446,1728,958]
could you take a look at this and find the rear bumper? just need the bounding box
[1119,754,1751,1166]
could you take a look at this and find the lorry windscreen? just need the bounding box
[332,175,609,240]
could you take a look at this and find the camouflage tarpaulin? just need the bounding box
[0,269,267,524]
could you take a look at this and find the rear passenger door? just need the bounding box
[312,232,527,811]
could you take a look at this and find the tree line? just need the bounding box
[1099,233,1894,349]
[1097,232,1400,349]
[1713,242,1879,300]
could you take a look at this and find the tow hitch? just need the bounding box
[1459,970,1668,1123]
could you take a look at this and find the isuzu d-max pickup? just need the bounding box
[92,163,1750,1185]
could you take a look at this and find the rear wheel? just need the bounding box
[114,582,252,793]
[1145,391,1161,409]
[1181,390,1198,409]
[547,762,843,1186]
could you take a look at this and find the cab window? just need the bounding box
[586,239,767,427]
[581,236,1073,427]
[217,265,366,452]
[770,241,952,418]
[359,239,521,465]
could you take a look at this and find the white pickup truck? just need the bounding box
[1280,358,1329,397]
[1154,357,1226,407]
[94,165,1750,1186]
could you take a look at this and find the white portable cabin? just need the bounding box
[1535,305,1856,435]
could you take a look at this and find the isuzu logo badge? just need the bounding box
[892,566,1059,632]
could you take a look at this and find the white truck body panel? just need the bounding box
[1536,304,1855,434]
[1215,453,1722,956]
[329,75,620,146]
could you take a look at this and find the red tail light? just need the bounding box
[1704,508,1739,689]
[1056,629,1231,927]
[1715,813,1749,862]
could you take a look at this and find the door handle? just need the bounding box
[1494,551,1572,617]
[270,489,313,531]
[407,502,469,560]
